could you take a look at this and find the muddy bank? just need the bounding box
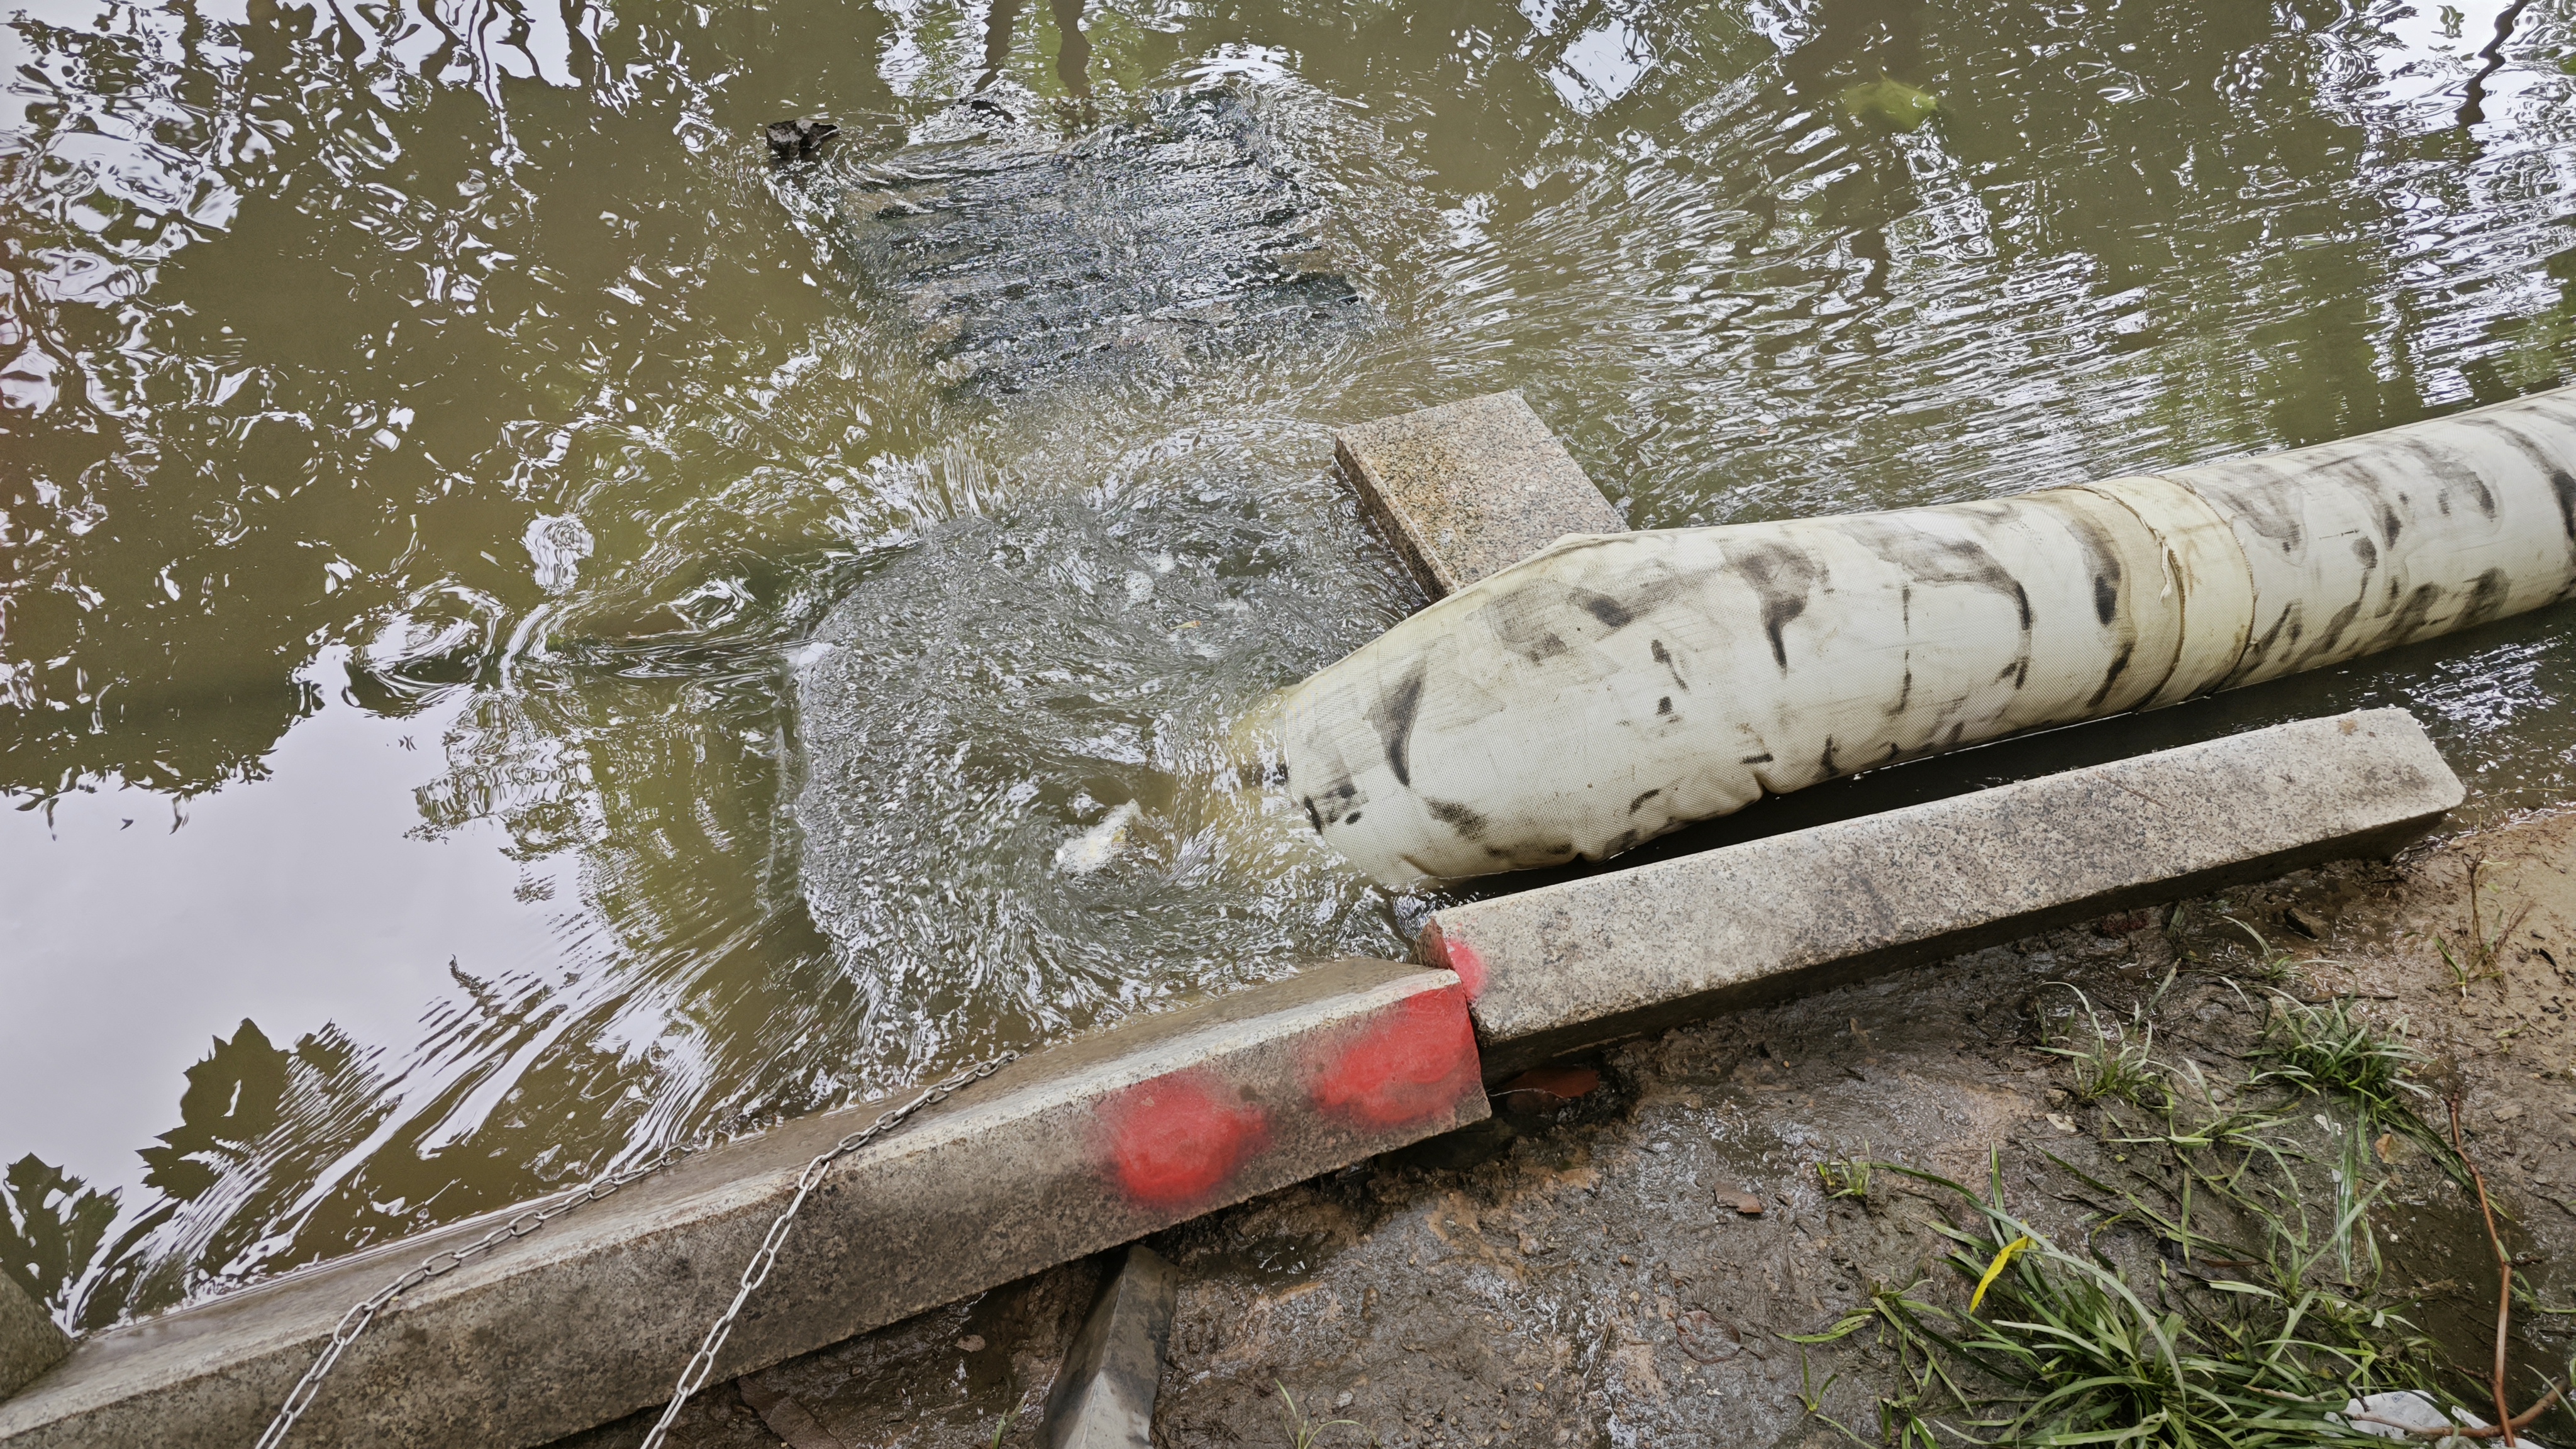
[562,808,2576,1449]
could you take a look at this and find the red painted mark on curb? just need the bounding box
[1306,987,1480,1131]
[1418,919,1486,999]
[1096,1072,1270,1210]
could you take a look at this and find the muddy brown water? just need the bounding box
[4,0,2576,1332]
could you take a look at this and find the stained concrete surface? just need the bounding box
[1333,392,1628,599]
[577,808,2576,1449]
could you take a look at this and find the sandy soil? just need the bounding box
[565,809,2576,1449]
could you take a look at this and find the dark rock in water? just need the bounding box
[813,89,1368,392]
[766,116,840,164]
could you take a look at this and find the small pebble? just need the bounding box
[957,1335,985,1352]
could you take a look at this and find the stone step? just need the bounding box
[1334,389,1626,599]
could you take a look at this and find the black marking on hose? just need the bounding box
[2187,469,2306,556]
[2352,536,2379,569]
[1574,589,1634,630]
[2472,419,2576,588]
[1629,788,1662,813]
[2399,434,2497,518]
[1650,638,1690,691]
[1892,663,1913,716]
[2086,640,2136,708]
[1741,753,1774,764]
[1819,738,1840,777]
[2378,502,2403,545]
[2300,597,2366,668]
[2230,606,2296,684]
[2456,567,2512,631]
[2031,492,2128,631]
[2365,582,2442,653]
[1657,696,1673,716]
[1367,662,1427,788]
[1843,517,2035,685]
[1729,540,1821,672]
[1478,589,1572,664]
[1424,797,1490,840]
[1301,795,1324,831]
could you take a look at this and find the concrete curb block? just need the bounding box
[1041,1245,1177,1449]
[1335,390,1626,598]
[1423,708,2463,1077]
[0,961,1482,1449]
[0,1278,69,1404]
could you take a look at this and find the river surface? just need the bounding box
[3,0,2573,1328]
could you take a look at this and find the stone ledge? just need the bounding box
[0,960,1481,1449]
[1422,709,2463,1077]
[1040,1245,1175,1449]
[0,1277,67,1404]
[1334,391,1626,599]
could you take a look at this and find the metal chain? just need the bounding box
[255,1144,691,1449]
[636,1051,1019,1449]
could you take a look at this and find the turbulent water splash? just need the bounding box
[788,458,1410,1062]
[775,85,1413,1030]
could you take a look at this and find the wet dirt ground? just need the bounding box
[564,808,2576,1449]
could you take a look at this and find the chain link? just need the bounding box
[255,1145,691,1449]
[636,1050,1018,1449]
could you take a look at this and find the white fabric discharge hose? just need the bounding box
[1280,387,2576,887]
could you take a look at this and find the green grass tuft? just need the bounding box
[1818,1145,1874,1201]
[1784,987,2512,1446]
[2042,986,2172,1111]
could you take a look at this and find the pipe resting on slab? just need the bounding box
[1281,387,2576,886]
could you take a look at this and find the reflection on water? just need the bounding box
[3,0,2573,1328]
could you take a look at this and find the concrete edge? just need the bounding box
[0,1279,68,1405]
[1463,811,2446,1079]
[1335,433,1460,598]
[1332,390,1628,601]
[1040,1245,1176,1449]
[1426,708,2463,1080]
